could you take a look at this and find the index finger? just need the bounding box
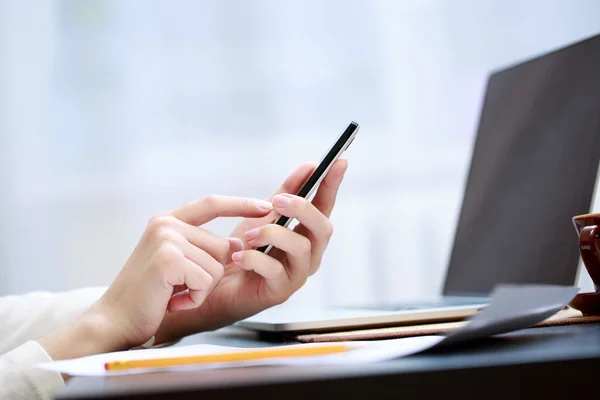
[170,195,273,226]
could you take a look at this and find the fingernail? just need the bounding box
[256,200,273,211]
[228,237,244,252]
[273,195,292,208]
[243,228,260,242]
[232,251,243,262]
[331,160,347,183]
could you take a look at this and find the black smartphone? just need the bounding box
[258,121,360,254]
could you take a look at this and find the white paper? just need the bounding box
[38,284,577,376]
[39,336,445,376]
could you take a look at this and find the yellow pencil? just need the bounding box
[104,344,350,371]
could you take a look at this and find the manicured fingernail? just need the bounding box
[243,228,260,242]
[228,237,244,252]
[256,200,273,211]
[273,195,292,208]
[232,251,243,262]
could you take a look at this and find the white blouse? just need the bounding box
[0,288,106,400]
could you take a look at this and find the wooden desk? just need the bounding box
[59,324,600,400]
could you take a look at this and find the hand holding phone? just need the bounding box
[258,121,359,254]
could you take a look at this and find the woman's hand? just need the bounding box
[39,195,273,359]
[40,160,347,361]
[156,160,348,341]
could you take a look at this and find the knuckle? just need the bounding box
[324,221,334,238]
[297,197,310,213]
[203,273,215,288]
[262,225,276,239]
[147,214,173,232]
[241,250,251,262]
[200,194,219,207]
[156,227,179,244]
[217,238,230,259]
[298,236,312,254]
[155,243,180,269]
[242,251,253,265]
[214,263,225,280]
[239,197,252,209]
[197,195,221,221]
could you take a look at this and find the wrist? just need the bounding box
[38,308,129,362]
[154,307,220,344]
[154,300,249,344]
[78,308,131,353]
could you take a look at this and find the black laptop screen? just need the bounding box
[443,34,600,296]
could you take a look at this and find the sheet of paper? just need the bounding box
[38,284,577,376]
[39,337,445,376]
[39,344,239,376]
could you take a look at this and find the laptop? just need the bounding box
[238,33,600,333]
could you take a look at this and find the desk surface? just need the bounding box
[60,324,600,400]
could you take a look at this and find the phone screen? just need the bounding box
[257,121,359,254]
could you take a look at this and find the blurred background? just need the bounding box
[1,0,599,307]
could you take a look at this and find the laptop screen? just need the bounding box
[443,34,600,297]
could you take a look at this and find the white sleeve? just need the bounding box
[0,287,107,355]
[0,341,64,400]
[0,288,107,400]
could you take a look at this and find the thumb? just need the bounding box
[268,162,317,199]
